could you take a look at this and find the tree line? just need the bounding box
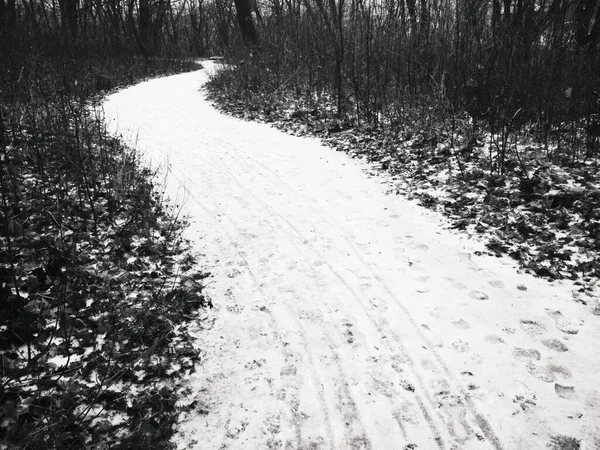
[1,0,599,159]
[236,0,599,143]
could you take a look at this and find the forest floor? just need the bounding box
[0,58,211,449]
[103,60,600,450]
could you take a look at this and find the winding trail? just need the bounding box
[103,61,600,450]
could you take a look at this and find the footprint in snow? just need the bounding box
[452,319,470,329]
[280,364,297,377]
[488,280,505,288]
[519,319,547,336]
[458,252,475,265]
[392,401,419,425]
[452,339,470,352]
[546,309,580,335]
[526,362,571,383]
[359,277,372,288]
[541,338,569,352]
[512,348,541,362]
[414,275,431,293]
[409,242,429,251]
[225,418,249,440]
[469,290,489,301]
[554,383,576,399]
[446,277,467,290]
[485,335,505,344]
[227,268,242,278]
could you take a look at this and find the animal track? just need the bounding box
[226,304,244,314]
[451,339,470,352]
[399,379,416,392]
[487,280,504,288]
[281,364,298,376]
[245,358,267,369]
[512,390,537,413]
[343,322,355,344]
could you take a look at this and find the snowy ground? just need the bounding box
[103,61,600,450]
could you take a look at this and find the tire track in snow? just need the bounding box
[161,137,488,449]
[196,127,504,449]
[169,148,402,449]
[150,167,339,449]
[126,122,442,449]
[146,155,373,449]
[166,125,446,450]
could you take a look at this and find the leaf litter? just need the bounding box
[0,101,211,448]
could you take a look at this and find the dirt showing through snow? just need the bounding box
[103,61,600,450]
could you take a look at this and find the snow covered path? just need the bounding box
[103,61,600,450]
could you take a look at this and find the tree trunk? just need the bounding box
[139,0,152,51]
[233,0,258,45]
[0,0,5,27]
[575,0,600,50]
[0,0,15,29]
[492,0,501,34]
[406,0,416,30]
[58,0,78,38]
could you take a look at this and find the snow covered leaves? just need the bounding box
[0,108,210,448]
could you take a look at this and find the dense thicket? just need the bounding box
[0,0,211,447]
[206,0,599,165]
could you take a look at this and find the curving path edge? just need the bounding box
[103,61,600,450]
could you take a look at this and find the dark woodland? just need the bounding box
[1,0,599,446]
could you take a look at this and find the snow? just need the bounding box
[103,61,600,450]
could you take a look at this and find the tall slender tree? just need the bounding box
[233,0,258,44]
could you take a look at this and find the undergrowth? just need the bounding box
[0,52,210,448]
